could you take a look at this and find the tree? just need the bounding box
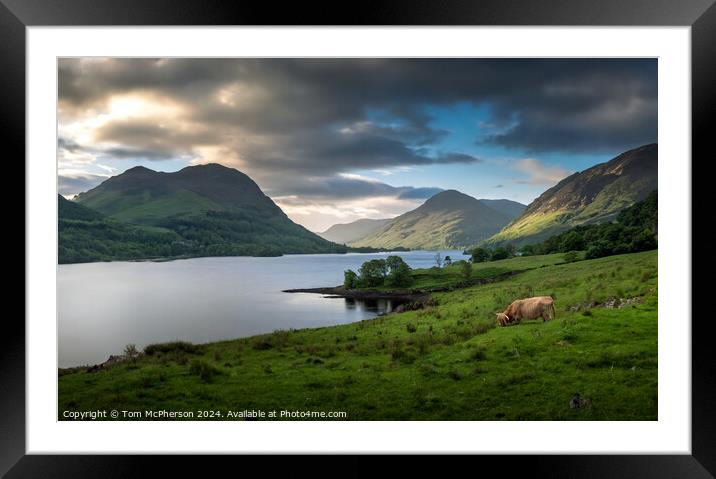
[520,244,536,256]
[504,244,516,257]
[461,260,472,281]
[384,255,414,287]
[490,247,510,261]
[470,247,490,263]
[344,269,358,289]
[630,228,657,252]
[585,240,612,259]
[434,252,443,268]
[359,259,388,287]
[385,255,405,272]
[386,262,414,287]
[444,255,452,266]
[560,230,585,252]
[123,343,139,361]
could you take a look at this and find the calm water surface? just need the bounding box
[58,250,468,367]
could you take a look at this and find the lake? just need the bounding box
[58,250,468,367]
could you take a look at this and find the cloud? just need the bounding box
[58,173,108,197]
[397,187,444,200]
[59,58,657,165]
[57,58,656,225]
[512,158,572,186]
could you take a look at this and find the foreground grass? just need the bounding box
[59,250,657,420]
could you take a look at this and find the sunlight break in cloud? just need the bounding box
[512,158,572,186]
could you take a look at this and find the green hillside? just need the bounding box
[58,195,182,264]
[318,218,392,244]
[351,190,519,250]
[485,143,658,247]
[61,164,347,263]
[59,250,657,420]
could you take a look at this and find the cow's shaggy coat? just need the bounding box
[496,296,555,326]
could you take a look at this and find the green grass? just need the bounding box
[108,189,224,226]
[58,250,657,420]
[411,254,568,290]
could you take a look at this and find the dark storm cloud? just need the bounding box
[58,137,81,152]
[58,174,107,197]
[58,136,181,162]
[266,175,442,201]
[58,58,657,201]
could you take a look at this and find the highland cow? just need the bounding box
[496,296,555,326]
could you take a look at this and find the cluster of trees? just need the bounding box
[58,218,184,264]
[158,210,348,255]
[464,191,658,264]
[520,190,657,260]
[468,244,517,263]
[344,255,414,289]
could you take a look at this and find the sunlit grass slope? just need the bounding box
[59,250,657,420]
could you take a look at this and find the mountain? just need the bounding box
[478,199,527,219]
[62,164,346,263]
[350,190,521,250]
[484,143,658,247]
[75,163,282,224]
[318,218,392,244]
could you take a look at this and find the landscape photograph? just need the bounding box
[57,58,658,421]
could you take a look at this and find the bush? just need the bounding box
[189,359,221,382]
[144,341,198,356]
[563,251,579,263]
[251,336,273,350]
[123,344,140,360]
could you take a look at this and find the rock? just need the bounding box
[570,393,592,409]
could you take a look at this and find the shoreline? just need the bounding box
[283,269,527,300]
[283,285,430,302]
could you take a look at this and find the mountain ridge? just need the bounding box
[484,143,658,247]
[61,163,347,263]
[350,190,523,250]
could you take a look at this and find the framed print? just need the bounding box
[5,0,713,476]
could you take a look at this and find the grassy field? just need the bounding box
[58,250,657,420]
[406,253,569,290]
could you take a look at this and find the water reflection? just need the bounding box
[58,250,468,367]
[344,297,405,315]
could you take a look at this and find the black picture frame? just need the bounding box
[4,0,711,476]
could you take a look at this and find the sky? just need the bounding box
[57,58,657,232]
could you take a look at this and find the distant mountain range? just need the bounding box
[318,218,392,245]
[350,190,525,250]
[59,143,657,263]
[60,163,346,263]
[484,143,658,247]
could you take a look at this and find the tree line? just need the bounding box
[467,190,658,263]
